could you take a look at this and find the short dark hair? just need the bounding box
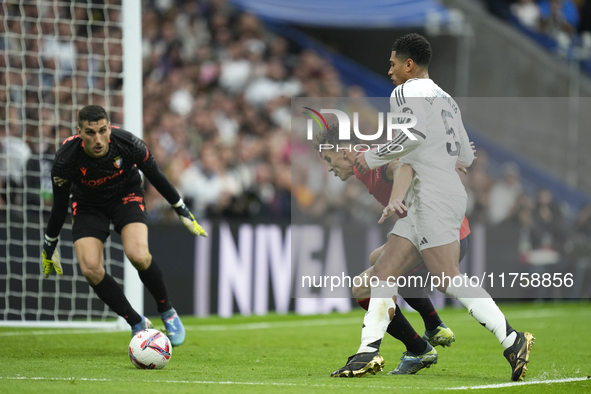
[313,124,361,155]
[391,33,432,67]
[78,105,109,128]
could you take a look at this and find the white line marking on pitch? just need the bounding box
[184,317,361,331]
[0,376,588,390]
[0,317,361,336]
[0,306,585,337]
[446,377,590,390]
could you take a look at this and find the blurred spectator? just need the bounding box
[516,189,565,264]
[24,126,62,210]
[511,0,541,29]
[516,188,567,298]
[178,144,224,219]
[41,19,77,80]
[463,149,494,223]
[0,135,31,206]
[219,42,252,94]
[488,162,523,225]
[539,0,580,38]
[532,188,568,250]
[244,58,302,107]
[571,202,591,239]
[567,203,591,296]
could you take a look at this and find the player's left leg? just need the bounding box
[354,281,437,375]
[422,241,534,381]
[356,246,454,348]
[72,203,151,336]
[332,235,421,378]
[412,234,470,346]
[354,248,431,356]
[121,222,186,346]
[401,285,455,348]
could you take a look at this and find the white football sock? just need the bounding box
[446,275,516,350]
[357,281,397,354]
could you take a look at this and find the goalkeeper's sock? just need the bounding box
[446,275,517,349]
[90,273,142,326]
[387,304,428,355]
[138,260,172,313]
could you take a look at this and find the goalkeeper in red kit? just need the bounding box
[42,105,207,346]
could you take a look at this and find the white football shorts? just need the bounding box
[388,190,466,252]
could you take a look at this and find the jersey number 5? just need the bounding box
[441,109,460,156]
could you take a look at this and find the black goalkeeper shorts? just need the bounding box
[71,191,148,243]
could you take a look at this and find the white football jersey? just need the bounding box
[390,78,473,197]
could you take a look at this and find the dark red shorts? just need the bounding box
[71,191,148,243]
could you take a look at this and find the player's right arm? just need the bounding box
[378,161,414,224]
[362,128,425,171]
[455,121,474,168]
[42,163,71,278]
[357,86,427,172]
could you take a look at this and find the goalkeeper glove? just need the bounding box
[173,200,208,237]
[42,235,63,278]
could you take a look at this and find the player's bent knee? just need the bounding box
[127,251,152,270]
[79,261,105,285]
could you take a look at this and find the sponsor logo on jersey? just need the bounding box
[53,176,68,187]
[80,169,123,187]
[113,156,122,168]
[80,167,87,176]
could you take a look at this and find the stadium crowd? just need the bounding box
[488,0,591,44]
[0,0,344,221]
[1,0,590,282]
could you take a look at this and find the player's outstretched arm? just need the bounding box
[173,199,208,237]
[378,162,414,224]
[42,235,62,278]
[358,129,425,173]
[138,154,207,237]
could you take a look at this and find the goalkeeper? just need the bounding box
[42,105,206,346]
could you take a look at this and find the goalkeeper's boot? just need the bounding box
[388,343,438,375]
[504,331,535,381]
[161,308,186,347]
[131,316,153,337]
[330,351,385,378]
[423,323,455,347]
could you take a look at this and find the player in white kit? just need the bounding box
[331,34,534,381]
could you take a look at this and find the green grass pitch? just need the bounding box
[1,301,590,393]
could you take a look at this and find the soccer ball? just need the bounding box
[128,329,172,369]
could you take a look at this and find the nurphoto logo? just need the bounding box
[303,107,418,152]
